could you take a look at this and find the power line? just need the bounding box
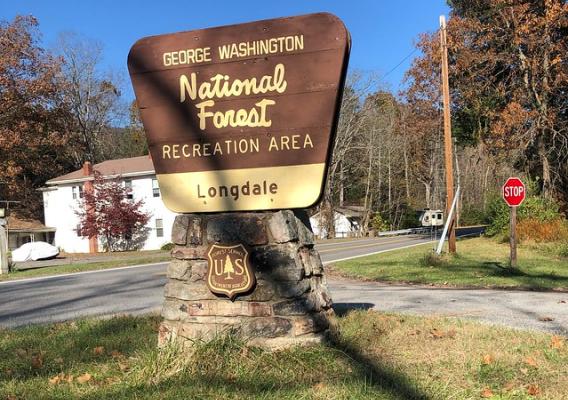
[382,47,420,79]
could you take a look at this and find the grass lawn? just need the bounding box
[0,254,170,283]
[1,311,566,399]
[331,237,568,291]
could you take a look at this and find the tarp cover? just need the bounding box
[12,242,59,262]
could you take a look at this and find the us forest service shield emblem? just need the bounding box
[206,244,255,300]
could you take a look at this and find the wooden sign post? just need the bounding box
[502,177,526,268]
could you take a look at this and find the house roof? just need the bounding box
[6,215,56,232]
[310,205,366,221]
[46,155,155,185]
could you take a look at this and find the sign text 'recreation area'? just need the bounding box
[128,13,350,212]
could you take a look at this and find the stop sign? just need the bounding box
[503,177,526,207]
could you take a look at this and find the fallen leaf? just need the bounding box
[551,335,564,349]
[482,354,494,365]
[430,328,444,339]
[446,328,457,338]
[408,329,421,336]
[93,346,105,356]
[538,316,554,322]
[110,350,123,358]
[525,357,538,368]
[313,382,325,391]
[48,375,61,385]
[503,382,515,391]
[527,384,540,396]
[481,387,494,398]
[105,376,120,385]
[76,373,92,384]
[31,353,44,369]
[6,395,17,400]
[520,367,529,375]
[65,374,74,383]
[118,362,130,372]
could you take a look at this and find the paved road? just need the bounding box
[0,234,438,328]
[4,227,566,336]
[332,280,568,335]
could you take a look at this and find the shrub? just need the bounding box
[459,205,488,226]
[371,212,390,232]
[485,192,563,237]
[517,218,568,243]
[160,242,174,251]
[420,252,450,268]
[559,244,568,258]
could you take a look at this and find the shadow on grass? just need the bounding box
[329,303,430,399]
[1,311,431,400]
[0,316,159,385]
[333,302,374,317]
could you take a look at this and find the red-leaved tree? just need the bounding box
[77,172,150,252]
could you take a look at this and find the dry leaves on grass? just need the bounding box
[527,384,540,396]
[482,354,494,365]
[48,373,73,385]
[76,373,92,384]
[93,346,105,356]
[481,387,494,398]
[110,350,123,358]
[31,353,44,369]
[313,382,326,391]
[118,361,130,372]
[429,328,457,339]
[550,335,564,349]
[525,357,538,368]
[502,382,515,392]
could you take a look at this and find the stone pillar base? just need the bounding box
[158,210,333,350]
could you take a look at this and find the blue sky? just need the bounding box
[2,0,450,100]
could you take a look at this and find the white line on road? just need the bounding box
[0,238,438,286]
[322,240,435,265]
[0,261,168,286]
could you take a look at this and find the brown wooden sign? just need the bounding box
[128,13,350,212]
[206,244,255,300]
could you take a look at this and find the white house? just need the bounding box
[309,206,363,239]
[42,155,177,253]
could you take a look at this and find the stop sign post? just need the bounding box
[502,177,526,268]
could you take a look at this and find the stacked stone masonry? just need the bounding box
[159,210,334,350]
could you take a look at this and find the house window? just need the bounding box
[76,223,82,237]
[155,218,164,237]
[152,179,160,197]
[72,186,83,199]
[124,179,133,200]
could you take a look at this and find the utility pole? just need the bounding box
[0,207,8,274]
[439,15,456,253]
